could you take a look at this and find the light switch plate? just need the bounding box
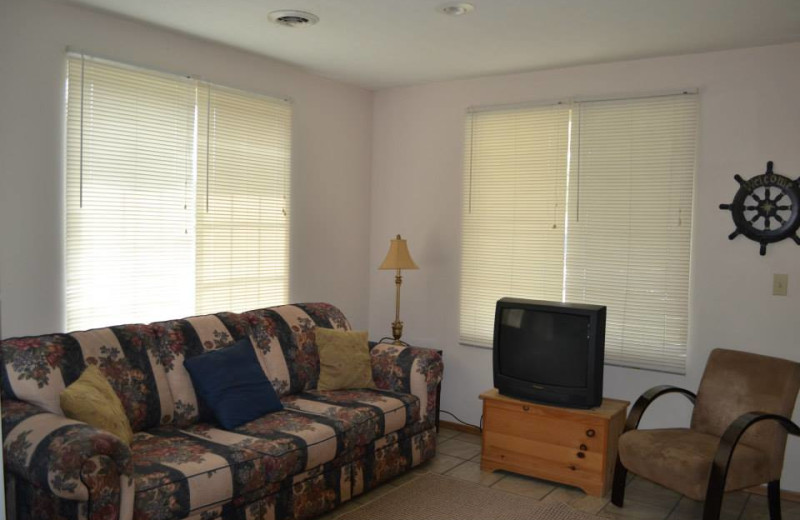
[773,273,788,296]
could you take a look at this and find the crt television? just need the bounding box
[493,297,606,409]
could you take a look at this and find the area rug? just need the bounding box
[338,474,603,520]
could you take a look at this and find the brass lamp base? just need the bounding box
[391,320,404,344]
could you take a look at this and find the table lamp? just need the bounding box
[378,234,418,344]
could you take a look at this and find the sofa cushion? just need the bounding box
[153,303,351,427]
[60,365,134,444]
[283,389,421,439]
[176,389,419,485]
[132,427,270,520]
[184,337,283,429]
[618,427,771,501]
[152,314,249,427]
[1,325,174,431]
[316,329,376,391]
[233,303,352,396]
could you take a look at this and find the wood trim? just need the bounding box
[439,419,481,435]
[746,485,800,503]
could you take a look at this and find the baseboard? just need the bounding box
[746,485,800,503]
[439,419,481,435]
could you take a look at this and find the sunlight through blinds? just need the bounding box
[460,93,697,373]
[460,104,571,347]
[66,54,291,330]
[195,86,291,314]
[564,94,698,373]
[66,55,197,330]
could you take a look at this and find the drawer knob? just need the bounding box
[522,405,530,411]
[586,429,596,438]
[577,452,586,459]
[580,444,588,451]
[569,465,577,471]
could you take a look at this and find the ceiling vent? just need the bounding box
[268,10,319,28]
[438,3,475,16]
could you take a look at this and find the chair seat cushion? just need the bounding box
[132,427,270,520]
[618,428,771,500]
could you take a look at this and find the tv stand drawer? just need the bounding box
[479,389,628,497]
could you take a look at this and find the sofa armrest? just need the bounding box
[370,342,443,425]
[2,398,134,520]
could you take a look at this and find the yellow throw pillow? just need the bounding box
[316,329,376,391]
[60,365,134,445]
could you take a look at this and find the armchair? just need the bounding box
[612,348,800,520]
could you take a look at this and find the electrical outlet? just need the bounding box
[773,274,788,296]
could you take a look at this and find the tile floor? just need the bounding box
[318,425,800,520]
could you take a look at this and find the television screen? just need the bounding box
[497,308,590,388]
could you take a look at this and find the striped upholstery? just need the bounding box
[1,324,173,431]
[1,302,442,520]
[235,303,351,396]
[151,314,246,427]
[152,303,352,427]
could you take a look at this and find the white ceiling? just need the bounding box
[59,0,800,90]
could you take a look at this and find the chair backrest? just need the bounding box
[691,348,800,479]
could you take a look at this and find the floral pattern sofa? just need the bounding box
[1,303,443,520]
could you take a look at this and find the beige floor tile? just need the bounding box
[420,453,466,474]
[452,431,482,446]
[623,477,681,509]
[740,495,800,520]
[666,493,748,520]
[438,438,482,460]
[542,485,611,514]
[490,472,556,500]
[437,427,460,441]
[444,460,504,487]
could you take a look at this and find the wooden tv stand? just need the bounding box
[479,389,628,496]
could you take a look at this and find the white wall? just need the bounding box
[369,43,800,489]
[0,0,373,337]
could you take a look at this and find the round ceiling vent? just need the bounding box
[268,10,320,27]
[438,2,475,16]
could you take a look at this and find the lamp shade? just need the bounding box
[379,234,419,270]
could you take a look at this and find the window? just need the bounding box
[460,93,698,373]
[66,54,291,331]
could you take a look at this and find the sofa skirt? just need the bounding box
[8,428,437,520]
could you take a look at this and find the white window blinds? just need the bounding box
[460,93,698,373]
[66,54,291,331]
[460,104,571,347]
[195,86,291,314]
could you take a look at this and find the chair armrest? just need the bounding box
[3,398,134,520]
[370,342,443,425]
[625,385,697,432]
[702,412,799,520]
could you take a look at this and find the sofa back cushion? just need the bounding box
[233,303,351,397]
[151,314,248,427]
[1,324,174,431]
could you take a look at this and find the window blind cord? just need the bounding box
[467,117,474,214]
[205,84,211,213]
[79,53,85,209]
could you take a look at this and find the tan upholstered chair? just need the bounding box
[612,348,800,520]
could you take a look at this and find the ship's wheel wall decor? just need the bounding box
[719,161,800,256]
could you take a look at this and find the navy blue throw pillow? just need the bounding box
[184,337,282,429]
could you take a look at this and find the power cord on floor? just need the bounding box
[440,409,483,432]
